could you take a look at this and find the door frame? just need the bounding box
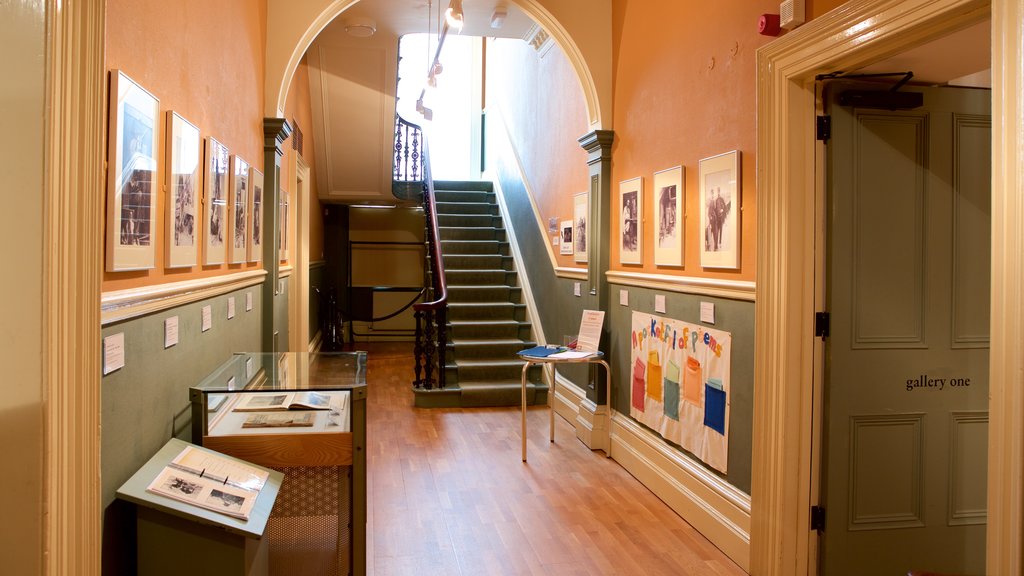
[290,154,311,352]
[753,0,1024,574]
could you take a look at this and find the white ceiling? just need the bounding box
[854,19,991,87]
[324,0,537,40]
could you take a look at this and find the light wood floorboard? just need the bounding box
[362,343,746,576]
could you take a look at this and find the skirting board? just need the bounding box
[553,375,751,572]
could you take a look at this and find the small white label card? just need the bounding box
[227,376,236,389]
[103,332,125,375]
[279,279,286,294]
[620,289,629,306]
[245,291,253,312]
[227,297,236,319]
[654,294,666,314]
[574,282,582,297]
[201,305,212,332]
[552,235,560,246]
[700,301,716,324]
[575,309,606,353]
[245,356,254,379]
[164,316,179,349]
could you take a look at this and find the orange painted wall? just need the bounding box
[485,37,590,269]
[282,56,324,264]
[808,0,849,19]
[610,0,781,282]
[103,0,266,291]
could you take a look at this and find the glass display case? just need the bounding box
[189,351,367,576]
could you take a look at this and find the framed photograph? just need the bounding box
[204,137,229,265]
[619,177,643,265]
[230,156,249,264]
[165,111,200,268]
[249,168,263,263]
[279,191,289,262]
[653,165,684,267]
[573,192,588,264]
[699,150,741,269]
[559,220,574,255]
[106,70,159,271]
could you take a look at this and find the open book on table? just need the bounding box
[145,445,268,521]
[547,309,605,359]
[232,391,333,412]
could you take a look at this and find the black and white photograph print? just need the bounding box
[106,70,159,271]
[204,137,229,265]
[249,168,263,262]
[162,475,203,500]
[207,489,246,514]
[653,165,684,267]
[619,177,643,265]
[230,156,249,264]
[699,150,741,269]
[573,192,588,264]
[560,220,574,255]
[165,111,200,268]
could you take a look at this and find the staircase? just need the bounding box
[415,180,545,408]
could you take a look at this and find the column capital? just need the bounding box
[578,129,615,164]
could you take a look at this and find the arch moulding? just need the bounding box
[264,0,611,129]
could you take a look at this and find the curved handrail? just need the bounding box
[412,139,447,311]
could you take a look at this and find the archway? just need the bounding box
[264,0,611,129]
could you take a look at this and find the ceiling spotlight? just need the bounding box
[445,0,464,31]
[490,4,507,29]
[344,17,377,38]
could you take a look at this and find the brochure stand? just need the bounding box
[116,438,283,576]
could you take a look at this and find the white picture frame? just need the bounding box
[279,191,289,262]
[249,168,263,263]
[204,137,229,265]
[229,155,249,264]
[165,111,200,268]
[699,150,741,269]
[653,165,684,267]
[107,70,160,271]
[559,220,573,255]
[619,177,643,265]
[573,192,588,264]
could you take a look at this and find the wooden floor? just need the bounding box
[362,342,746,576]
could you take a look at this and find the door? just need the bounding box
[821,83,991,575]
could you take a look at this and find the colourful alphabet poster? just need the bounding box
[630,311,731,473]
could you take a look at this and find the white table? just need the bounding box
[518,351,611,462]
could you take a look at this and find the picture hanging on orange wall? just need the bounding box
[165,111,200,268]
[559,220,573,255]
[107,70,160,272]
[229,156,249,264]
[619,177,643,265]
[204,137,229,265]
[249,168,263,263]
[573,192,588,264]
[279,192,289,262]
[653,166,684,267]
[699,150,741,269]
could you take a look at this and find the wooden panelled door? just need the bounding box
[821,83,991,575]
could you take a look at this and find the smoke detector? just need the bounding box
[344,17,377,38]
[780,0,805,29]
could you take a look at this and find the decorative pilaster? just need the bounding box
[578,129,614,404]
[263,118,292,352]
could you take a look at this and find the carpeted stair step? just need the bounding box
[458,380,547,407]
[453,358,537,382]
[447,285,521,303]
[447,302,526,321]
[443,254,513,270]
[437,213,502,228]
[435,201,497,215]
[449,319,533,340]
[434,190,495,204]
[439,227,506,241]
[447,338,536,359]
[445,269,516,285]
[440,240,508,255]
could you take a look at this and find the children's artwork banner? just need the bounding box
[629,311,731,473]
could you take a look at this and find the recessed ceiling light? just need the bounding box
[344,17,377,38]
